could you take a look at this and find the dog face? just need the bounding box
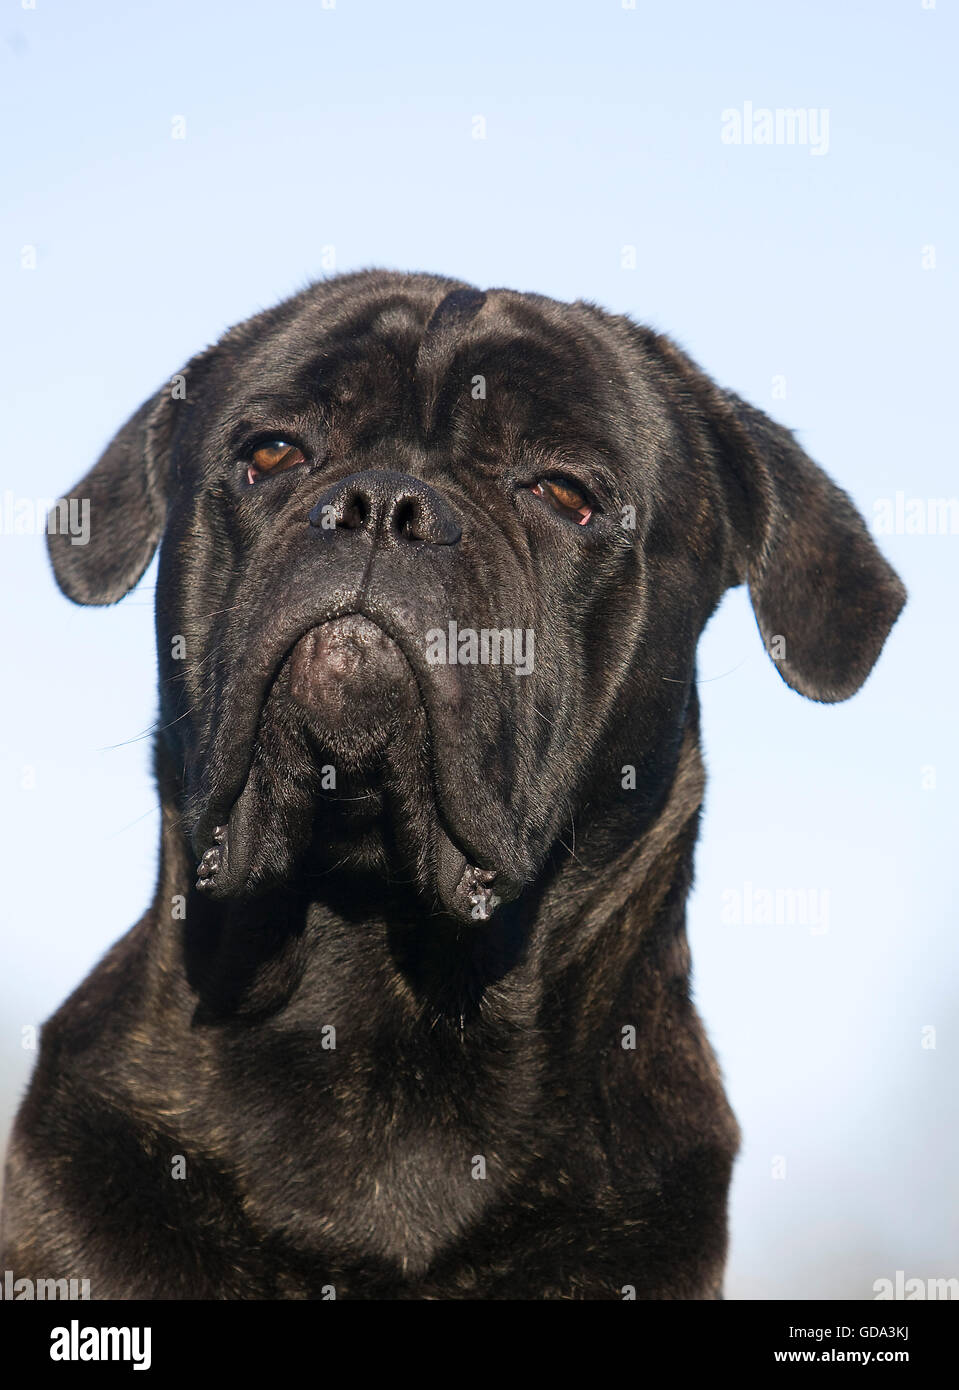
[48,270,905,922]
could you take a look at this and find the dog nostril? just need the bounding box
[340,491,370,530]
[393,498,421,542]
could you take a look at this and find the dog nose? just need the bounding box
[309,471,462,546]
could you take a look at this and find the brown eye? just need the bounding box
[245,439,306,484]
[530,476,594,526]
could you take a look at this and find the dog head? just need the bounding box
[48,270,905,923]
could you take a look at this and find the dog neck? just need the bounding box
[134,710,730,1284]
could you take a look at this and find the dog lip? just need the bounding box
[189,600,496,868]
[190,605,357,857]
[190,595,531,915]
[189,603,408,847]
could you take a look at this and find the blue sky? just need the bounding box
[1,0,956,1298]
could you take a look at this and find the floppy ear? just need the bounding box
[46,346,217,605]
[47,390,171,605]
[641,329,906,702]
[45,375,186,603]
[703,386,906,702]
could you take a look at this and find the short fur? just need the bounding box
[1,271,905,1298]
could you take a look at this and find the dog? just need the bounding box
[1,270,904,1299]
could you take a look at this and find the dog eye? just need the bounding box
[530,476,594,526]
[245,439,307,484]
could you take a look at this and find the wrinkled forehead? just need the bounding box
[197,285,650,469]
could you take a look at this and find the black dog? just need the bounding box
[2,271,904,1299]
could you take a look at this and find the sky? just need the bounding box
[1,0,956,1299]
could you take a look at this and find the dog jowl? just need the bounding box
[1,270,905,1299]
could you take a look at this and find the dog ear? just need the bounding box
[644,332,906,702]
[47,391,170,605]
[46,350,214,606]
[705,386,906,702]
